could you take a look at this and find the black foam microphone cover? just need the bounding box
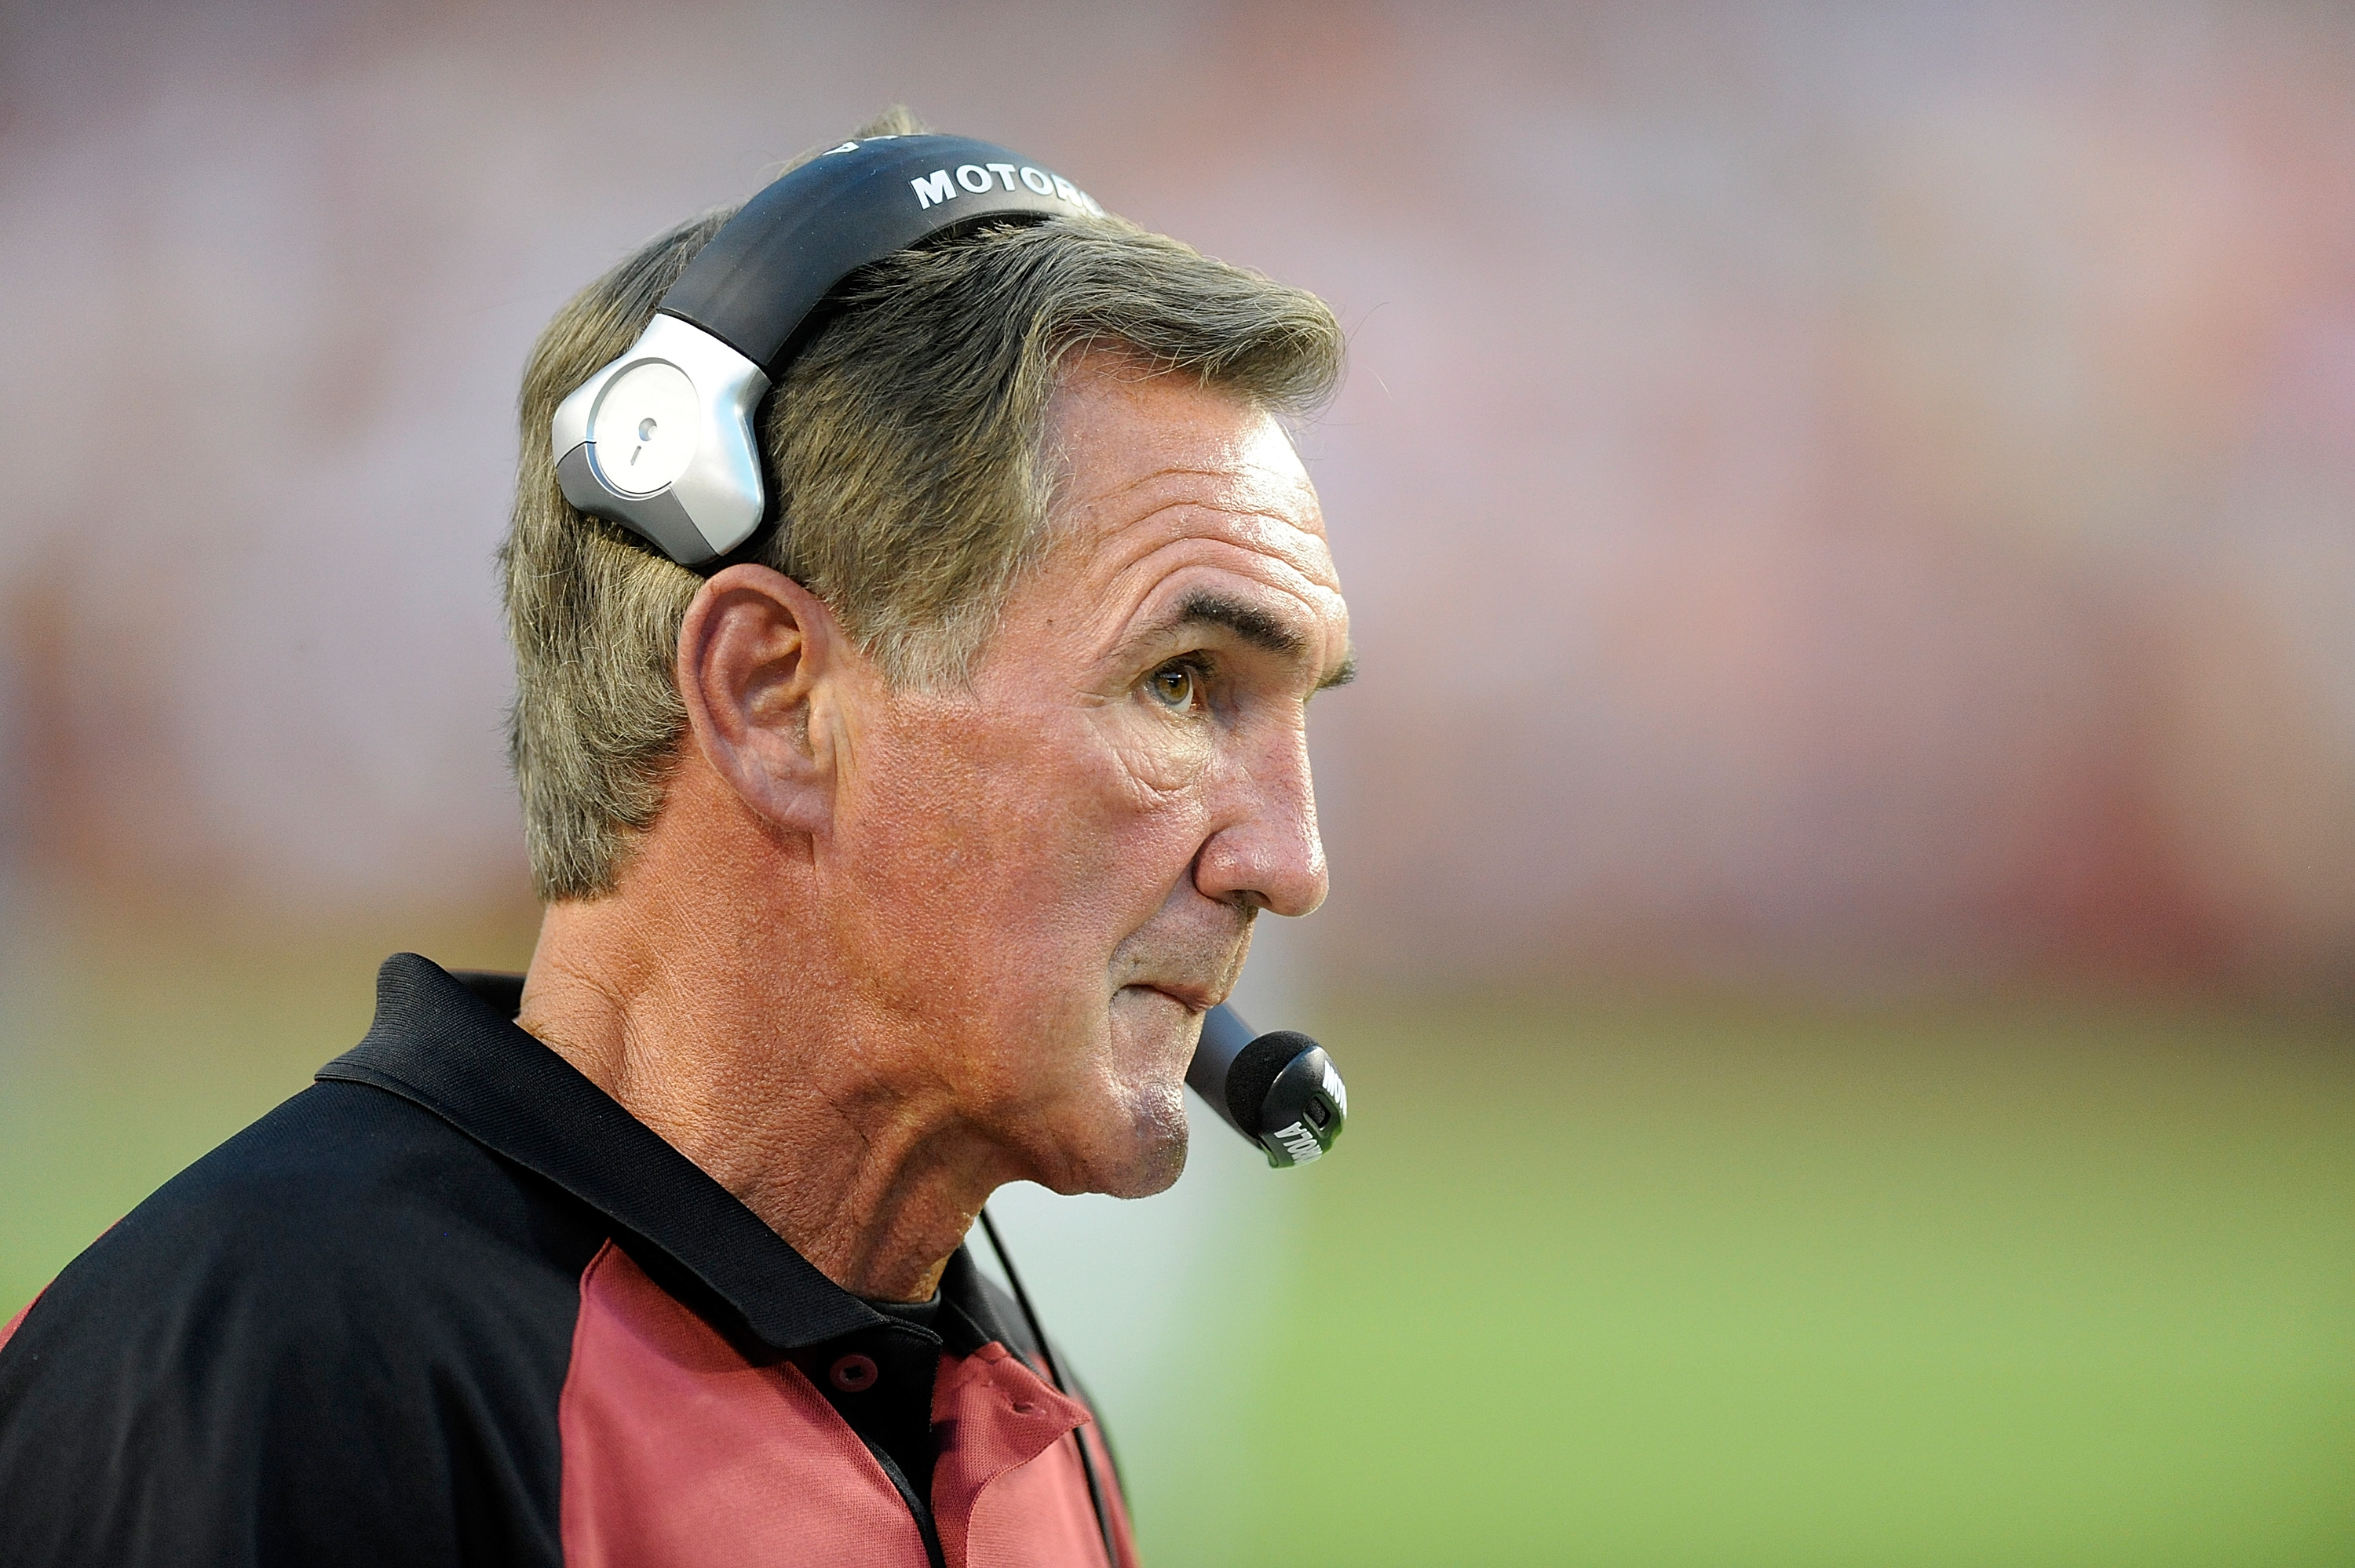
[1221,1030,1321,1140]
[1188,1005,1348,1168]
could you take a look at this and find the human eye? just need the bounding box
[1142,656,1208,713]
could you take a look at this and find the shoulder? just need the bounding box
[24,1077,604,1344]
[0,1079,605,1566]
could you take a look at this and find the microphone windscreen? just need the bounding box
[1223,1030,1320,1136]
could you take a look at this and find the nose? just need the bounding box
[1192,720,1329,918]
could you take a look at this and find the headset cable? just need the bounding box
[977,1208,1123,1568]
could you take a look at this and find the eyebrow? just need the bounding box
[1154,592,1357,691]
[1174,592,1303,656]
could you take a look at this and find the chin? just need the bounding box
[1046,1078,1190,1199]
[1023,984,1197,1197]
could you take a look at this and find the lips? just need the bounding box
[1120,979,1217,1014]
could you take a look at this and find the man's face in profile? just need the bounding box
[827,353,1351,1199]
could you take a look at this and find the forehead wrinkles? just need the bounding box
[1061,452,1327,558]
[1085,492,1340,614]
[1034,383,1338,640]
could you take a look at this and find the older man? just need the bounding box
[0,111,1347,1567]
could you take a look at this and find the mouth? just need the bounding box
[1119,979,1216,1015]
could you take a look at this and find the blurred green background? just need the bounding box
[6,2,2355,1563]
[1233,991,2353,1567]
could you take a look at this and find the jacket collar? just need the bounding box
[317,952,1028,1359]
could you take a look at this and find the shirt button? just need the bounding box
[829,1352,879,1393]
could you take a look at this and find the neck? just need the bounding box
[514,782,1013,1302]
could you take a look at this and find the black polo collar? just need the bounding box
[316,953,1021,1360]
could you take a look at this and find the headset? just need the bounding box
[553,133,1347,1564]
[552,133,1108,563]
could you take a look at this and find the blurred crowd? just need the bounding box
[2,0,2350,998]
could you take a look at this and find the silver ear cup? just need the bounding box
[550,315,771,565]
[586,363,699,498]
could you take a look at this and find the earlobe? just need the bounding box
[676,564,843,837]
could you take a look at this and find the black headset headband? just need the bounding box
[666,134,1104,370]
[550,134,1104,563]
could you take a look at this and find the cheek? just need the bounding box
[834,705,1205,991]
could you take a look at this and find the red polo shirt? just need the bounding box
[0,954,1136,1566]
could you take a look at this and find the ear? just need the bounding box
[675,563,853,837]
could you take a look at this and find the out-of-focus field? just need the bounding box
[4,917,2350,1566]
[1221,992,2355,1568]
[0,907,542,1315]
